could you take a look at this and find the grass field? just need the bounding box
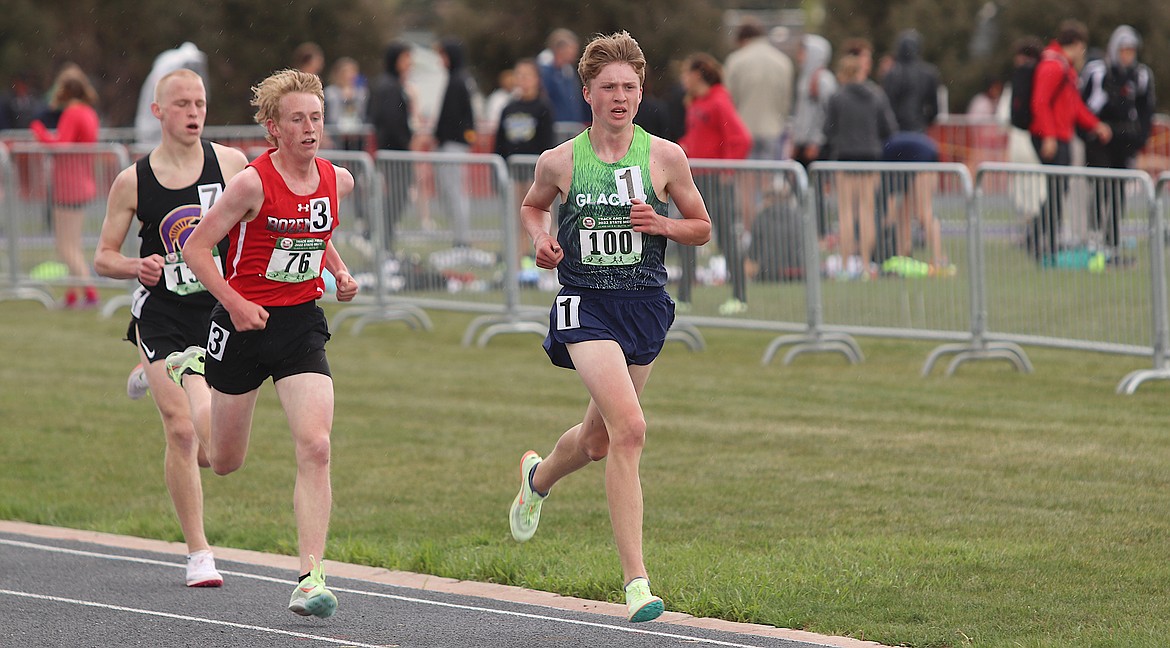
[3,296,1170,647]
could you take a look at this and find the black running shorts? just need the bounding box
[205,301,332,395]
[126,286,214,364]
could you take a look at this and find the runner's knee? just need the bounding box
[296,433,332,468]
[608,414,647,452]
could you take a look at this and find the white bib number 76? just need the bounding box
[266,238,326,283]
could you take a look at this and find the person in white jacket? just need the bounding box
[134,42,209,148]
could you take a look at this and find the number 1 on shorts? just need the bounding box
[555,295,581,331]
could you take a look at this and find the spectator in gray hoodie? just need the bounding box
[791,34,838,237]
[791,34,837,168]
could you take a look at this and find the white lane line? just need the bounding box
[0,537,784,648]
[0,589,392,648]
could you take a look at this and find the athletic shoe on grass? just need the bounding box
[717,298,748,316]
[509,450,546,542]
[624,577,664,622]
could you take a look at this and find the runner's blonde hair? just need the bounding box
[577,31,646,88]
[251,69,325,144]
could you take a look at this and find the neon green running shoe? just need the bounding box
[165,346,205,386]
[509,451,546,542]
[288,556,337,618]
[624,577,664,622]
[717,297,748,316]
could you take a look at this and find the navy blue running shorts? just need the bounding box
[543,287,675,370]
[205,301,332,395]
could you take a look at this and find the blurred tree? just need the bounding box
[3,0,1166,128]
[0,0,397,126]
[434,0,725,102]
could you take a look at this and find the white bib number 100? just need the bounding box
[579,165,645,266]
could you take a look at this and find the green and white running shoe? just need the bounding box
[624,577,664,622]
[509,450,546,542]
[165,346,205,386]
[288,556,337,618]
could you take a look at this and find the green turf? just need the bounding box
[2,296,1169,647]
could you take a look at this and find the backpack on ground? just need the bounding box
[748,193,804,282]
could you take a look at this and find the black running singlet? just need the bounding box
[135,140,229,305]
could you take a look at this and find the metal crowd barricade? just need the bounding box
[754,160,862,365]
[641,159,805,356]
[1117,172,1170,394]
[308,149,432,332]
[335,149,547,345]
[1,142,54,307]
[800,162,975,369]
[3,141,131,307]
[968,163,1156,382]
[97,125,276,153]
[483,154,561,344]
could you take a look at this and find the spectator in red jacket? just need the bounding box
[677,52,752,315]
[31,64,101,307]
[1027,19,1111,263]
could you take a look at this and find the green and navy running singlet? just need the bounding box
[554,125,669,290]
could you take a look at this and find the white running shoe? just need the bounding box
[186,550,223,588]
[126,364,149,401]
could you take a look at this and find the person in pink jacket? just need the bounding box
[31,65,101,307]
[677,52,752,315]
